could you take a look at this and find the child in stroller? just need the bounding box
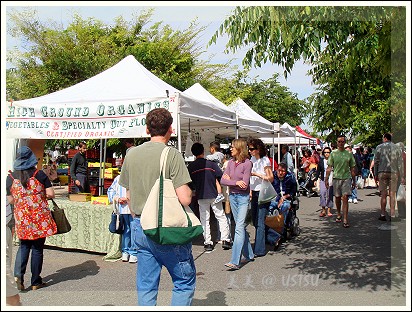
[299,167,318,197]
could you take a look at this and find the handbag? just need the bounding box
[140,146,203,245]
[50,199,71,234]
[109,201,124,234]
[265,210,284,233]
[258,179,277,204]
[396,184,406,202]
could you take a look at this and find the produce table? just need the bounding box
[45,198,122,261]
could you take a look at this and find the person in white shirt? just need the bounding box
[107,150,138,263]
[248,138,274,257]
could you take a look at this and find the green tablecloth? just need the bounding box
[45,199,122,261]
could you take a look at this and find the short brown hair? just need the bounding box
[146,108,173,137]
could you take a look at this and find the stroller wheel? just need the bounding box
[307,193,312,198]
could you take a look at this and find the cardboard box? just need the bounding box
[69,193,91,202]
[104,168,119,179]
[88,162,112,168]
[91,195,110,205]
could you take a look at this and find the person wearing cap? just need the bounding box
[325,135,356,228]
[6,146,57,291]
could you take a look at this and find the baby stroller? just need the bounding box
[299,167,317,197]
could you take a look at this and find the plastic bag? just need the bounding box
[258,180,277,204]
[396,184,406,202]
[356,178,364,189]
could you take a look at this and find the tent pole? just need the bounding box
[176,93,182,153]
[277,132,281,165]
[294,127,298,180]
[235,114,239,139]
[101,138,107,196]
[98,139,103,196]
[272,132,275,171]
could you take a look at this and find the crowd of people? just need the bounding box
[5,114,406,306]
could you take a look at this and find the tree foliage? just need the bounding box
[210,6,406,146]
[6,7,312,155]
[6,7,235,153]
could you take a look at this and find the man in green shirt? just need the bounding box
[325,135,356,228]
[119,108,195,306]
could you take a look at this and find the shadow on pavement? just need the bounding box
[43,260,100,286]
[192,290,228,306]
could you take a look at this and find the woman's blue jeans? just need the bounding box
[14,237,46,286]
[131,217,196,306]
[228,193,254,265]
[251,191,269,256]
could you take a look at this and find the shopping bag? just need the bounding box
[258,180,277,204]
[50,199,71,234]
[140,147,203,245]
[356,178,364,189]
[396,184,406,202]
[366,173,376,188]
[265,210,284,233]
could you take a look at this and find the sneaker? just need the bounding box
[204,244,214,252]
[348,198,353,203]
[378,215,387,221]
[213,193,225,205]
[353,198,358,204]
[121,253,129,262]
[222,240,232,250]
[128,255,138,263]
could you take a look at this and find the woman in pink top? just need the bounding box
[221,139,253,270]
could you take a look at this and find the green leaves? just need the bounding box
[210,6,406,145]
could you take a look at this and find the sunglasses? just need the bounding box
[324,152,330,154]
[248,147,257,151]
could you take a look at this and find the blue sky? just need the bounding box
[3,3,316,102]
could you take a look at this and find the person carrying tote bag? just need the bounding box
[118,108,196,306]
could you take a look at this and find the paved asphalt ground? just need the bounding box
[6,186,409,309]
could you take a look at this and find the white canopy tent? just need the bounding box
[260,122,316,171]
[228,98,280,136]
[183,84,280,139]
[5,55,239,191]
[6,55,237,142]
